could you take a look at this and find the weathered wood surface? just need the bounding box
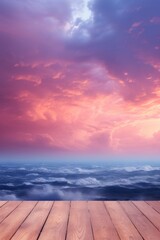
[0,201,159,240]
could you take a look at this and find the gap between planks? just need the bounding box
[0,201,160,240]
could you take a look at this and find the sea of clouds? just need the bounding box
[0,161,160,200]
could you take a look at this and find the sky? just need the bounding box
[0,0,160,155]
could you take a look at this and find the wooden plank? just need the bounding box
[0,201,7,208]
[0,200,160,240]
[0,201,21,223]
[71,201,88,210]
[11,201,53,240]
[39,201,70,240]
[0,201,37,240]
[105,201,143,240]
[66,201,93,240]
[146,201,160,214]
[133,201,160,231]
[120,201,160,240]
[88,201,120,240]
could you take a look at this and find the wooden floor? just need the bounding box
[0,201,160,240]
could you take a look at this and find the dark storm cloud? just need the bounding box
[67,0,160,101]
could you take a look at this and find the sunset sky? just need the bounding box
[0,0,160,155]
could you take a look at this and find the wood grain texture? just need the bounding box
[120,201,160,240]
[71,201,88,210]
[133,201,160,231]
[66,201,93,240]
[146,201,160,214]
[11,201,53,240]
[39,201,70,240]
[0,201,21,223]
[0,201,37,240]
[0,201,160,240]
[0,201,7,208]
[88,201,120,240]
[105,201,143,240]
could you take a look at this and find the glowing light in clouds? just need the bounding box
[0,0,160,155]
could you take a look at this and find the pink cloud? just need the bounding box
[0,0,160,154]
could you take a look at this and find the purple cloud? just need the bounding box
[67,0,160,101]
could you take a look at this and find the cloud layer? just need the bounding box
[0,0,160,154]
[1,161,160,200]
